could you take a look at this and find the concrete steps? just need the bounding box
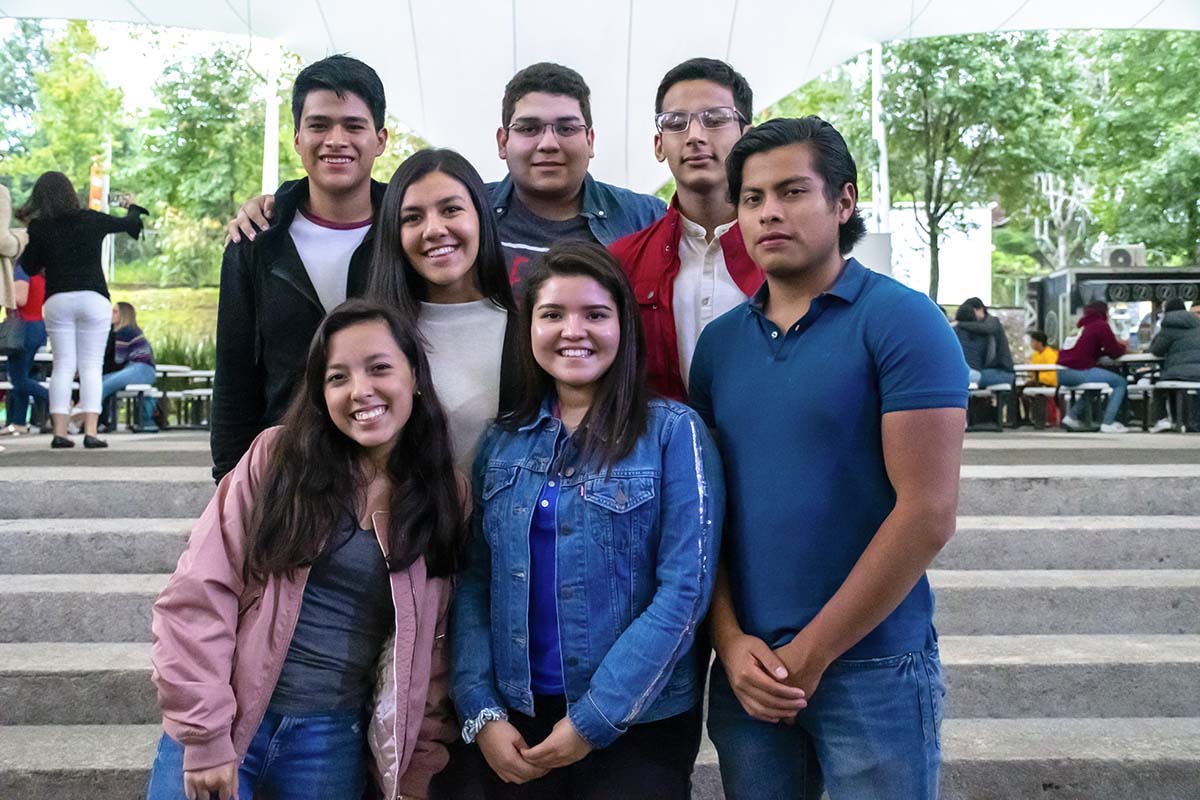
[6,515,1196,575]
[0,519,190,574]
[5,719,1198,800]
[7,569,1197,642]
[7,635,1199,726]
[0,430,1197,798]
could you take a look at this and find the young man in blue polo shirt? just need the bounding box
[689,117,968,799]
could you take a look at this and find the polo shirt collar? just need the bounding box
[746,257,867,315]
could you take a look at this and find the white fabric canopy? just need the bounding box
[8,0,1200,191]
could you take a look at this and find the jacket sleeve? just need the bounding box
[150,427,277,772]
[397,581,458,798]
[450,429,509,738]
[1149,329,1172,358]
[1097,322,1128,359]
[568,410,724,748]
[92,207,146,240]
[211,240,266,482]
[19,220,46,276]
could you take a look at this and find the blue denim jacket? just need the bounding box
[451,398,723,749]
[488,173,666,247]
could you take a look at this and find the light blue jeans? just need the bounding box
[1058,367,1126,425]
[708,646,945,799]
[145,708,368,800]
[101,361,157,428]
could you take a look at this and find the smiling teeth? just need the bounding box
[323,157,351,163]
[353,407,385,421]
[427,246,456,257]
[560,349,592,357]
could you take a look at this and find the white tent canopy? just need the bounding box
[8,0,1200,192]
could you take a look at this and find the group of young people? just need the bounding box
[148,53,968,800]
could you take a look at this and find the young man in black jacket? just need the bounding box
[211,55,388,481]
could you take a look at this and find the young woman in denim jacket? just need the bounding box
[451,241,724,799]
[148,302,465,800]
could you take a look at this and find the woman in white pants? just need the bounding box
[17,172,147,448]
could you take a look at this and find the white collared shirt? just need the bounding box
[672,214,745,390]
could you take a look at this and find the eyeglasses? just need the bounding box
[505,121,590,139]
[655,107,747,134]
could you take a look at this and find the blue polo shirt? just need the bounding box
[689,258,968,659]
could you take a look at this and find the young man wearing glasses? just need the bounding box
[493,62,664,289]
[610,58,763,400]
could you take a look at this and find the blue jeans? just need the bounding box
[1058,367,1126,425]
[976,368,1013,388]
[708,646,945,800]
[145,709,367,800]
[5,319,48,427]
[101,361,158,428]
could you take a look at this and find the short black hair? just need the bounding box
[726,116,867,255]
[655,57,753,121]
[292,55,386,132]
[1029,330,1048,345]
[502,62,592,127]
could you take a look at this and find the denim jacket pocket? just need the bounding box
[582,476,656,550]
[481,466,520,544]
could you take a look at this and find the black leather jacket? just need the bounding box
[210,178,385,481]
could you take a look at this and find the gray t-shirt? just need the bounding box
[268,519,392,714]
[418,299,508,472]
[498,193,595,293]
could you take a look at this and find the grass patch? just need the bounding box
[108,287,218,364]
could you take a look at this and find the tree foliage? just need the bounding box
[0,20,50,163]
[881,32,1077,300]
[15,21,126,194]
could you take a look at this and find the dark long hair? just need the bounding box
[367,148,515,320]
[246,300,466,579]
[16,171,80,223]
[500,241,648,469]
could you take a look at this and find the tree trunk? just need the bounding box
[928,216,941,302]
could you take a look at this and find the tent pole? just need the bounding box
[871,43,891,233]
[261,58,280,195]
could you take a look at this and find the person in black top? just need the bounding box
[18,171,147,449]
[210,55,388,481]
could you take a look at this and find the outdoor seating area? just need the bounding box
[0,353,213,434]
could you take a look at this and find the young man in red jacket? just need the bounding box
[610,59,763,401]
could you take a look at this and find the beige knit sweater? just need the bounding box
[0,185,29,309]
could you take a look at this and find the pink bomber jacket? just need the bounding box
[150,426,456,798]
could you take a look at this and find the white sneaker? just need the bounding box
[1150,418,1175,433]
[1062,415,1086,431]
[1100,421,1129,433]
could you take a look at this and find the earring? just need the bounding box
[415,389,422,397]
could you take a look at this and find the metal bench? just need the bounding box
[1154,381,1200,432]
[968,383,1013,432]
[1058,382,1113,431]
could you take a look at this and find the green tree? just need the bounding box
[17,21,126,192]
[882,32,1075,300]
[0,20,50,165]
[1091,30,1200,265]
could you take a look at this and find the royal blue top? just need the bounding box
[528,472,565,694]
[689,259,968,659]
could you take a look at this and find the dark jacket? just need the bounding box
[955,315,1013,371]
[488,173,666,249]
[1057,306,1127,370]
[1150,309,1200,381]
[955,326,991,372]
[210,178,385,481]
[609,200,762,400]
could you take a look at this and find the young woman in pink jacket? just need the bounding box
[147,300,466,800]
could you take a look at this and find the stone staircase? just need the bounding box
[2,431,1199,798]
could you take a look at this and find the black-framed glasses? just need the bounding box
[505,120,590,139]
[654,106,747,134]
